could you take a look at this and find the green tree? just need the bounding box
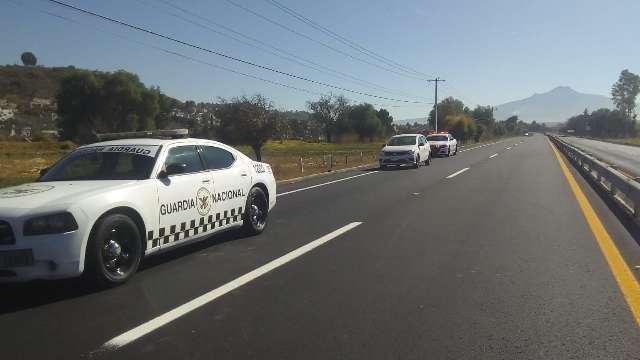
[504,115,519,133]
[377,108,394,136]
[56,70,102,142]
[612,69,640,119]
[307,94,349,142]
[428,97,466,131]
[349,103,382,141]
[56,69,160,143]
[20,52,37,66]
[447,114,476,142]
[471,105,495,130]
[216,94,277,161]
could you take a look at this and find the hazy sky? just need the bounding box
[1,0,638,120]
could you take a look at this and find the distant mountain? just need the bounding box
[394,117,428,125]
[494,86,613,123]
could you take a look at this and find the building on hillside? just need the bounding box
[20,127,32,138]
[29,97,53,109]
[0,99,18,110]
[0,108,14,122]
[40,130,59,138]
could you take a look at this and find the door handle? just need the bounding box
[202,179,211,183]
[240,172,248,177]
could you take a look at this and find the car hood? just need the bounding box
[382,145,415,152]
[0,181,137,211]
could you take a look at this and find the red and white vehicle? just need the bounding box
[427,132,458,157]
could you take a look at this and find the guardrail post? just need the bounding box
[299,156,304,174]
[329,153,333,171]
[345,154,348,166]
[360,151,363,162]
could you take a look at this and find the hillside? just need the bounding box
[494,86,613,123]
[0,65,78,106]
[394,117,428,125]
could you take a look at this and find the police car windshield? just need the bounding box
[427,135,448,141]
[40,146,157,181]
[387,136,417,146]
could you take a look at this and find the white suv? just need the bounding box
[379,134,431,169]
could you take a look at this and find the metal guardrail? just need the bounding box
[549,135,640,223]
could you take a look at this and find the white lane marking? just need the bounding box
[277,171,378,197]
[102,222,363,350]
[505,147,512,150]
[489,153,498,158]
[457,141,501,153]
[446,167,470,179]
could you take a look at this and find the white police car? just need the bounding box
[0,130,276,285]
[427,132,458,157]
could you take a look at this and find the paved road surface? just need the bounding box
[562,136,640,178]
[2,135,640,359]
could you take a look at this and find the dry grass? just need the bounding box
[0,141,76,188]
[0,140,380,188]
[602,137,640,147]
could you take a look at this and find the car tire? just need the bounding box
[242,186,269,236]
[380,164,387,170]
[413,155,420,168]
[424,156,431,166]
[85,213,142,287]
[446,148,451,157]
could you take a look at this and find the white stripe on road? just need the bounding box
[277,172,378,197]
[489,153,498,158]
[102,222,363,350]
[446,167,470,179]
[506,147,512,150]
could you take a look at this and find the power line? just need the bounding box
[427,77,445,132]
[7,0,427,109]
[44,0,425,104]
[264,0,431,79]
[9,0,325,98]
[224,0,428,81]
[146,0,427,101]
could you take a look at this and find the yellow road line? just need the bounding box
[547,138,640,326]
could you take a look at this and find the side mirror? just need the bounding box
[39,167,50,177]
[162,163,188,177]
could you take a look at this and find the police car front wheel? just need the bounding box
[85,214,142,286]
[243,187,269,235]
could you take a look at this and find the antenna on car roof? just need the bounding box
[96,129,189,141]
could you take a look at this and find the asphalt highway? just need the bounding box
[2,135,640,359]
[562,136,640,178]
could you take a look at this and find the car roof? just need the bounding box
[392,134,421,137]
[78,137,228,149]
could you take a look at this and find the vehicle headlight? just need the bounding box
[23,212,78,236]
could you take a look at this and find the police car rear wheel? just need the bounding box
[86,214,142,286]
[243,187,268,235]
[424,156,431,166]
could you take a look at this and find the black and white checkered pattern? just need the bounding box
[146,206,243,250]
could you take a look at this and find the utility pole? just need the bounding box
[427,77,445,132]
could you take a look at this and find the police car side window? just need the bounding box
[164,145,204,174]
[201,146,235,170]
